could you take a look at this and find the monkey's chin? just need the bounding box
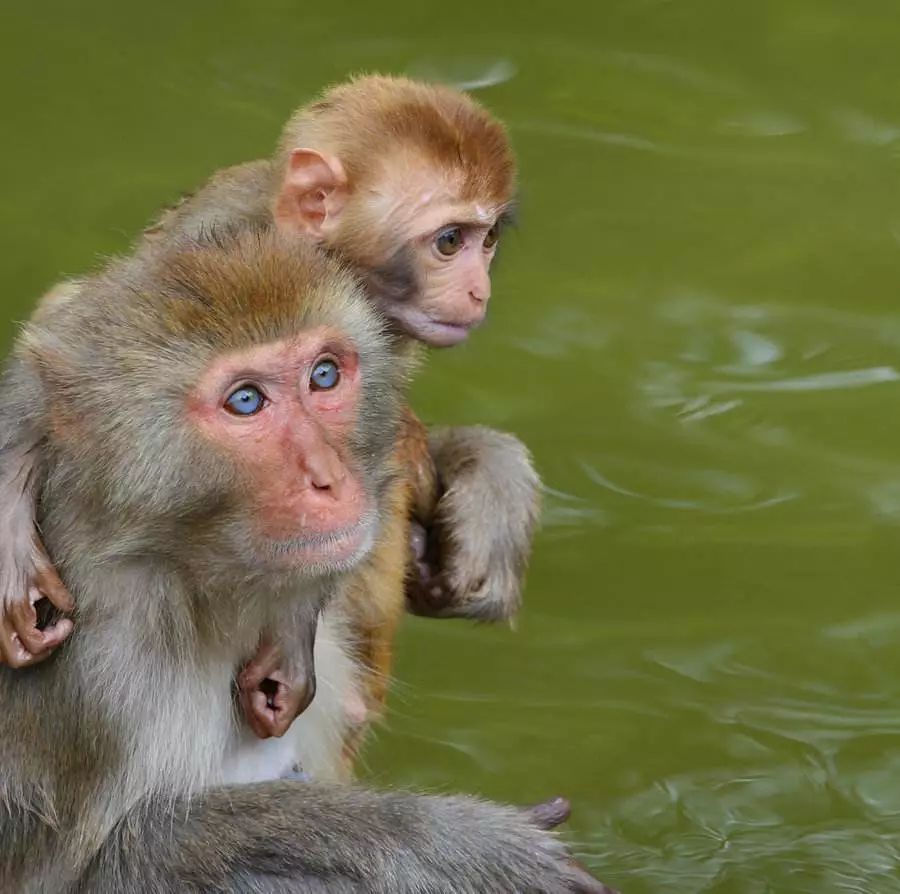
[266,517,376,572]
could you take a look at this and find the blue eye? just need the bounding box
[310,358,340,391]
[225,385,265,416]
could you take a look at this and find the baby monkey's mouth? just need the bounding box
[388,304,483,348]
[419,318,477,347]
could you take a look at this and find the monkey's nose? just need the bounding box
[304,444,348,497]
[468,276,490,306]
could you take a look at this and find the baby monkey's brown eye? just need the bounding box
[435,227,464,257]
[483,223,500,249]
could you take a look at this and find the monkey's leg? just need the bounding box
[407,426,541,622]
[81,783,611,894]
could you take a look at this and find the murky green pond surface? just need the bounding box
[5,2,900,890]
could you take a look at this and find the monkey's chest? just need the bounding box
[221,728,302,784]
[220,614,363,785]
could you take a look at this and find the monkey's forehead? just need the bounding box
[281,75,516,198]
[367,170,512,239]
[24,230,391,384]
[147,232,376,341]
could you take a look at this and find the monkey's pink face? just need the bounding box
[378,184,509,348]
[401,215,500,348]
[186,330,374,570]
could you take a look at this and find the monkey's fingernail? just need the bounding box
[409,523,427,560]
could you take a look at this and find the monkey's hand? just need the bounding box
[238,638,316,739]
[0,446,75,667]
[407,426,541,622]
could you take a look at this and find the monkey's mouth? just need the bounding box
[266,515,375,567]
[387,306,481,348]
[418,319,477,348]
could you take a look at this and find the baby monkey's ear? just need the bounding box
[273,148,349,241]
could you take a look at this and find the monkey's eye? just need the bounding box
[225,385,266,416]
[483,222,500,250]
[434,227,464,257]
[310,358,340,391]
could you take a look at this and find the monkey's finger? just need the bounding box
[524,796,571,830]
[275,680,315,728]
[10,587,73,655]
[0,619,44,668]
[238,640,282,690]
[6,592,47,656]
[262,700,296,739]
[32,562,75,613]
[418,569,451,608]
[406,565,454,616]
[239,686,275,739]
[15,585,75,655]
[408,521,428,562]
[34,617,75,651]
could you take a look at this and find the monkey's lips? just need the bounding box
[267,516,376,568]
[388,306,482,348]
[420,319,477,347]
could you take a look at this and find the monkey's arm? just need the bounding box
[83,783,611,893]
[0,357,74,667]
[407,424,541,622]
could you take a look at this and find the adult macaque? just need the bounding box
[0,75,539,756]
[0,230,610,894]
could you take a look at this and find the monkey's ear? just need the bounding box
[273,149,349,241]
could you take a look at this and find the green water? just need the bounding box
[5,2,900,890]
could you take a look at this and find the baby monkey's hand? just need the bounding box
[406,426,541,622]
[237,638,316,739]
[0,532,75,667]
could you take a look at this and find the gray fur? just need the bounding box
[0,234,605,894]
[408,426,541,621]
[0,360,44,640]
[0,151,539,658]
[75,785,598,894]
[145,161,541,624]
